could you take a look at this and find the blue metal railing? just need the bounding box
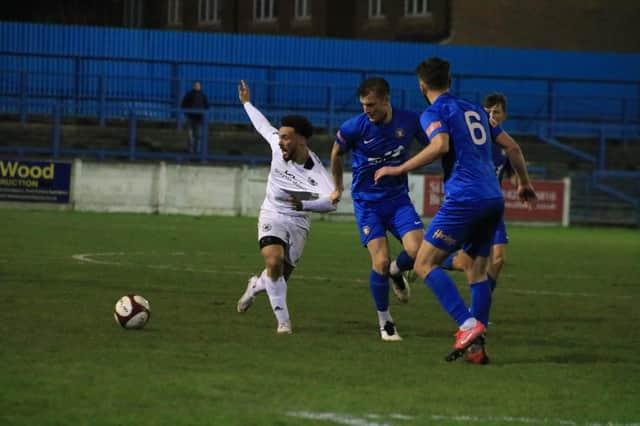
[1,49,639,129]
[1,63,639,225]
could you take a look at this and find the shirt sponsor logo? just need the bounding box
[367,145,405,165]
[274,168,306,189]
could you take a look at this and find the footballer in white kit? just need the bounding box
[236,80,339,334]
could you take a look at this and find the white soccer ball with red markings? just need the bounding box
[114,294,151,329]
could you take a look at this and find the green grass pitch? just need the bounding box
[1,209,639,425]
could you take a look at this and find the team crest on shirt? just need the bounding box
[307,177,318,186]
[395,128,405,138]
[362,226,370,236]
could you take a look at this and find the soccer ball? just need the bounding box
[114,294,151,329]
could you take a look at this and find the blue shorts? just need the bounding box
[492,218,509,245]
[353,194,424,247]
[424,197,504,258]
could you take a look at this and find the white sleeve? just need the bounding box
[243,102,279,147]
[301,197,337,213]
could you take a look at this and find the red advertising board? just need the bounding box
[423,175,568,223]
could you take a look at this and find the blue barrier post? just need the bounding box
[547,80,554,138]
[637,82,640,124]
[598,127,606,170]
[74,57,81,116]
[128,109,137,160]
[621,98,629,148]
[172,64,182,128]
[176,79,184,130]
[51,103,61,158]
[98,75,106,127]
[200,113,208,163]
[19,71,27,124]
[586,173,596,221]
[327,85,335,135]
[267,68,275,106]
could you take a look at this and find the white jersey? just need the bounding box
[243,102,335,229]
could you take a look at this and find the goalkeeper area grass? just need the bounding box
[1,209,638,426]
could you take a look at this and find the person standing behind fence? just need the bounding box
[181,80,210,154]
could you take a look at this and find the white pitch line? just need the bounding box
[286,411,394,426]
[508,288,632,299]
[71,252,634,300]
[286,411,640,426]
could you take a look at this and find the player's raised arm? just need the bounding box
[289,195,338,213]
[494,131,537,204]
[329,139,346,201]
[238,80,279,144]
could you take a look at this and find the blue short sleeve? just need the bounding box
[420,111,448,141]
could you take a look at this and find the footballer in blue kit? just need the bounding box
[330,77,428,341]
[375,58,536,363]
[443,93,513,290]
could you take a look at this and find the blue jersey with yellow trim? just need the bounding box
[337,108,427,202]
[420,93,503,202]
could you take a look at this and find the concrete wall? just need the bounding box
[68,159,426,218]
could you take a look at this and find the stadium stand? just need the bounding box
[1,22,638,225]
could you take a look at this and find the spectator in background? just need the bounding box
[181,80,210,154]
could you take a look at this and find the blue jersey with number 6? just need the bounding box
[420,93,503,202]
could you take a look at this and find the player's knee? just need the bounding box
[453,256,470,272]
[413,262,435,280]
[492,252,506,271]
[263,255,284,278]
[372,257,390,275]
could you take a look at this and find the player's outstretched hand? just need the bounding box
[374,166,401,184]
[517,182,537,209]
[238,80,251,104]
[330,189,342,205]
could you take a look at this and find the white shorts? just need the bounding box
[257,211,310,267]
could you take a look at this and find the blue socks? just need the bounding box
[369,270,389,311]
[442,252,456,270]
[487,274,497,292]
[424,267,471,326]
[469,279,492,326]
[394,250,415,272]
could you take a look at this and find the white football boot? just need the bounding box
[237,276,259,313]
[389,272,410,304]
[380,321,402,341]
[277,321,292,334]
